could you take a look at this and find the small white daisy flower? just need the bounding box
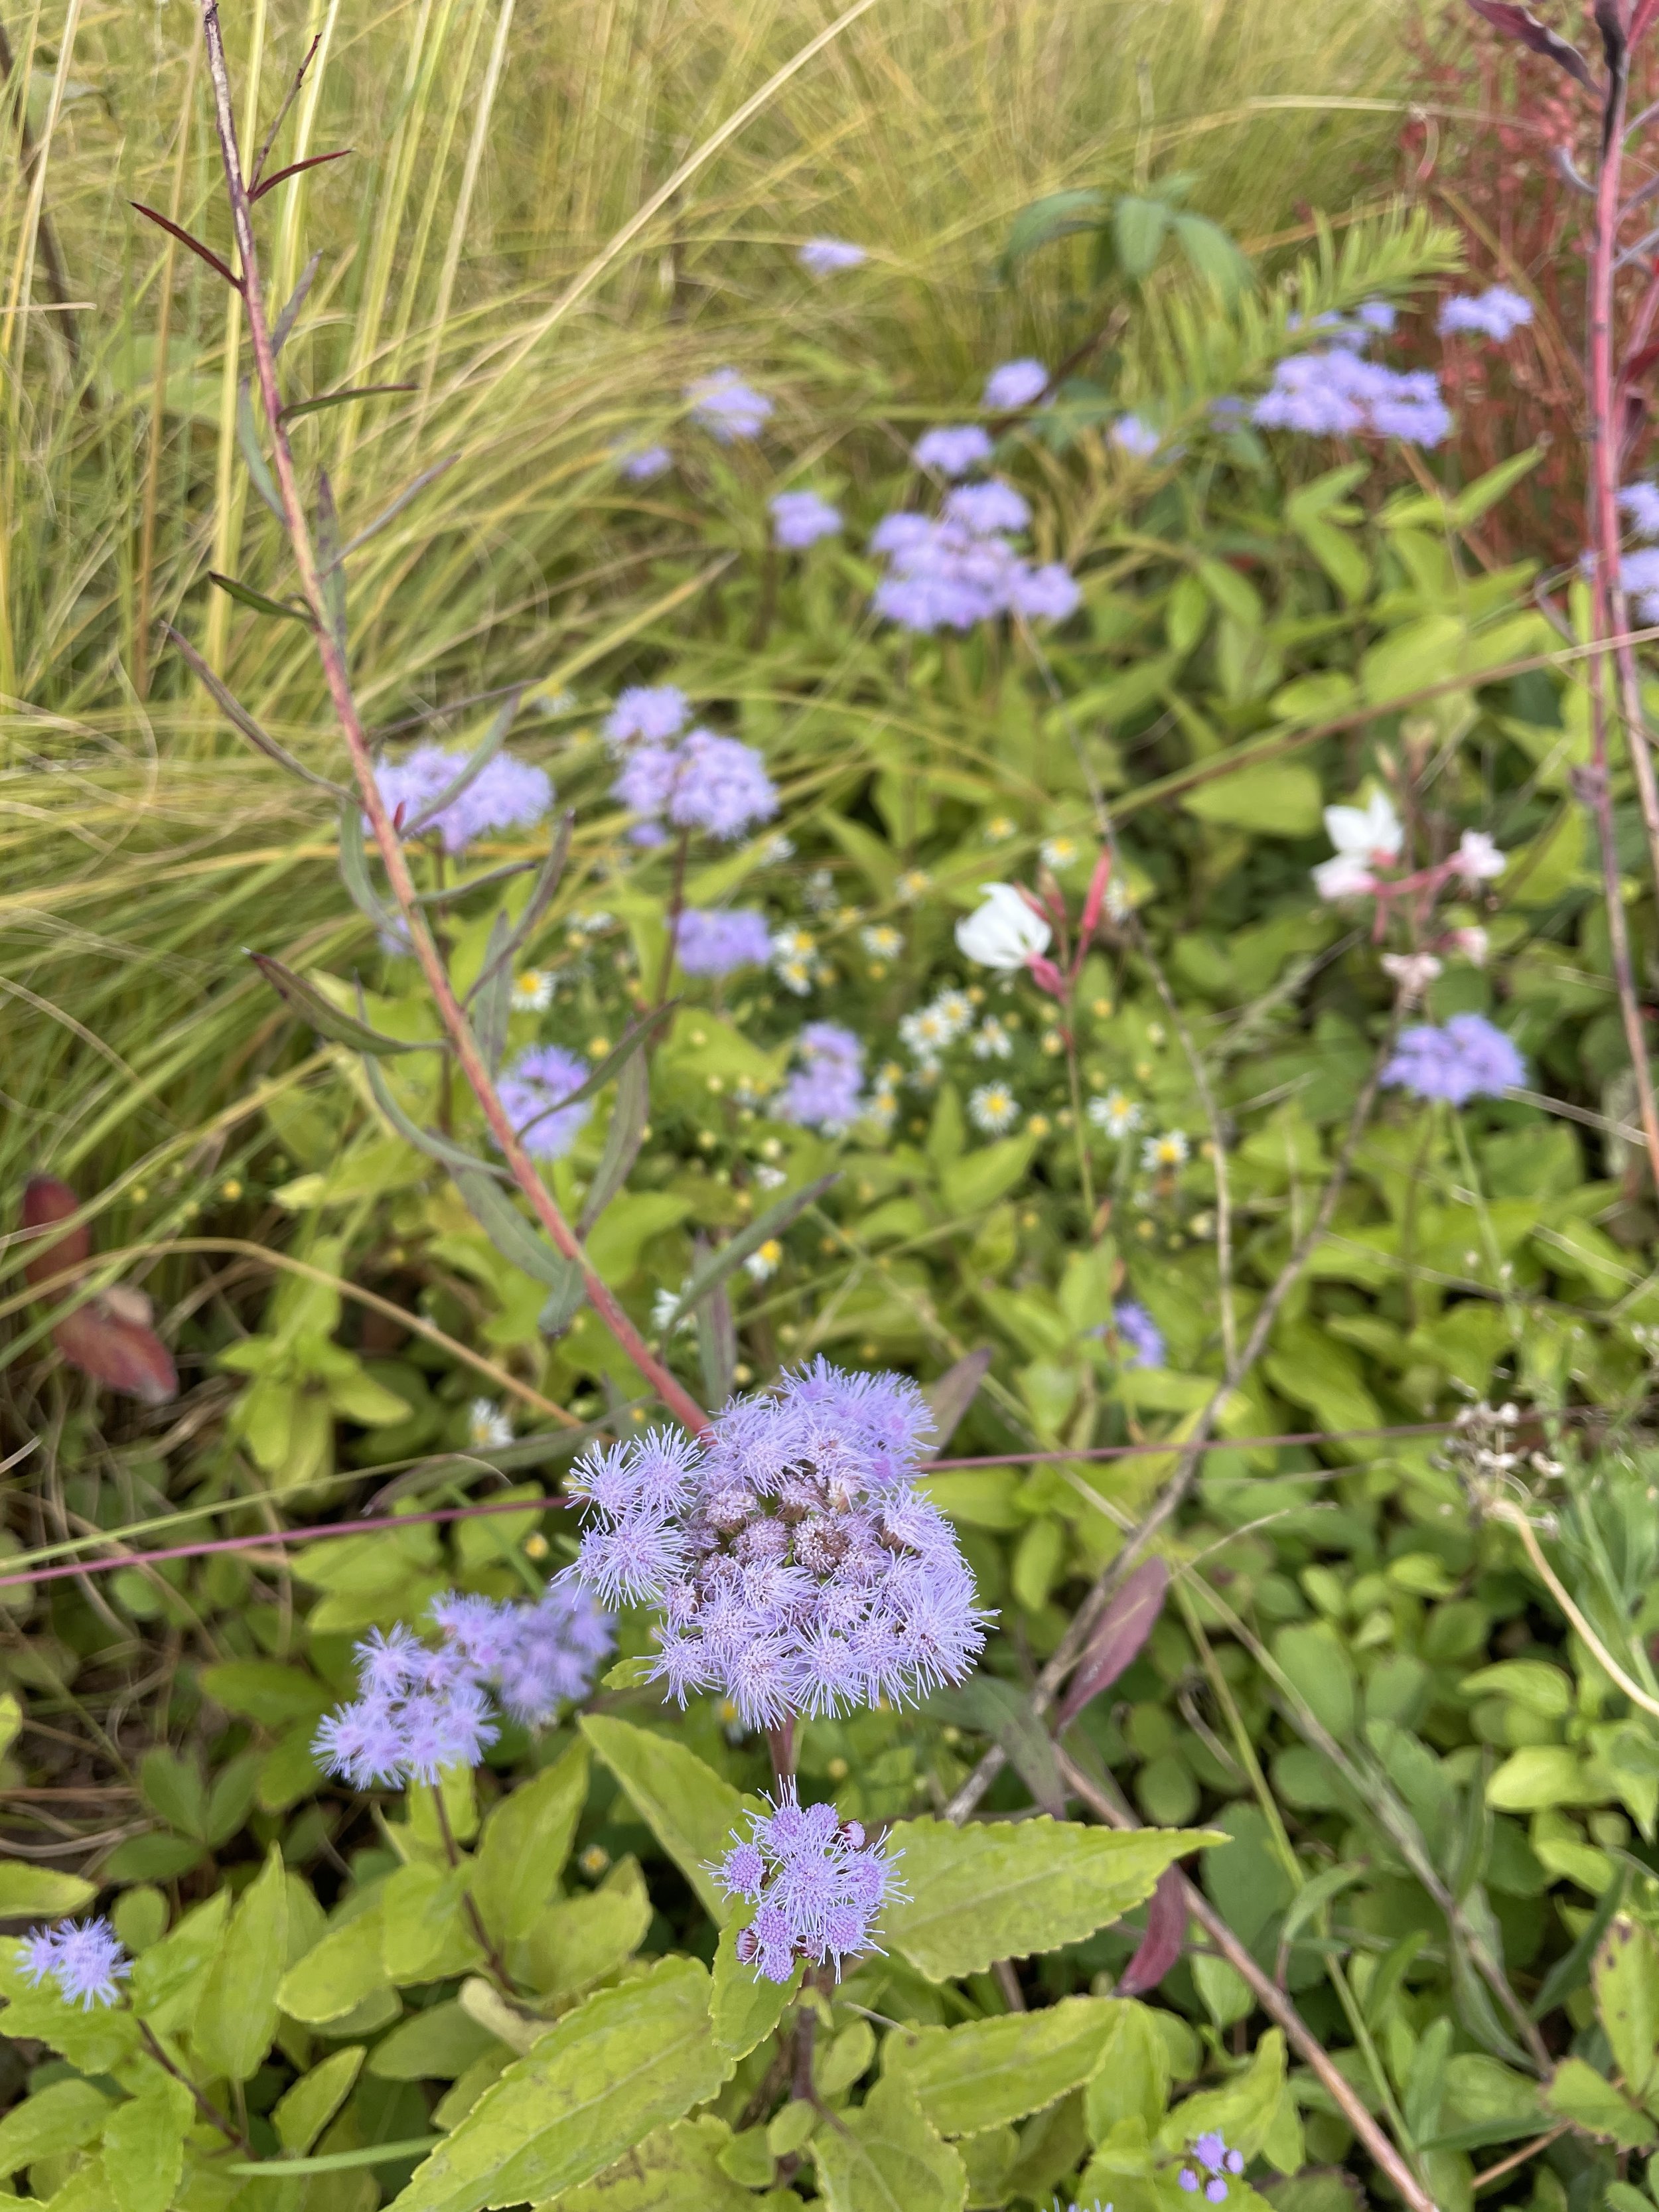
[467,1398,513,1450]
[511,968,555,1012]
[971,1017,1013,1061]
[1088,1089,1142,1139]
[745,1238,784,1282]
[1041,835,1081,871]
[1141,1129,1189,1172]
[763,835,797,863]
[895,869,931,903]
[861,924,904,958]
[753,1163,788,1191]
[970,1082,1021,1134]
[932,990,974,1041]
[983,815,1017,844]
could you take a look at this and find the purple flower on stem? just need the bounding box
[1008,562,1082,621]
[1110,1299,1164,1369]
[1437,286,1533,342]
[1253,349,1451,446]
[674,907,773,976]
[1620,481,1659,540]
[616,443,672,482]
[19,1919,130,2010]
[778,1021,864,1131]
[372,745,553,854]
[567,1359,989,1730]
[944,481,1031,535]
[715,1781,905,1982]
[868,498,1078,635]
[1178,2131,1246,2202]
[798,237,866,275]
[496,1043,594,1160]
[1110,413,1161,458]
[1382,1013,1526,1105]
[983,358,1048,410]
[770,491,843,550]
[913,425,994,478]
[605,685,690,747]
[687,370,773,442]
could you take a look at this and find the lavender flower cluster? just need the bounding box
[1253,346,1450,445]
[778,1021,865,1132]
[1110,1298,1165,1370]
[498,1043,593,1161]
[1437,285,1533,342]
[675,907,773,977]
[1179,2132,1246,2201]
[713,1780,903,1982]
[313,1581,614,1789]
[19,1917,131,2010]
[869,482,1080,634]
[607,686,778,843]
[567,1359,989,1729]
[372,744,553,855]
[1382,1012,1524,1105]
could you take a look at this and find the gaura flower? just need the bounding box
[1312,791,1404,901]
[955,883,1051,972]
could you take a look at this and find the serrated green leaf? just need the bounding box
[881,1818,1219,1982]
[885,1995,1127,2136]
[275,2044,366,2152]
[278,1898,390,2025]
[1114,195,1172,279]
[999,188,1108,275]
[195,1842,290,2081]
[103,2077,194,2212]
[0,2079,113,2172]
[1595,1917,1659,2107]
[370,2004,499,2083]
[557,2116,758,2212]
[1543,2055,1658,2148]
[579,1716,747,1923]
[0,1938,139,2073]
[472,1739,589,1947]
[386,1955,730,2212]
[812,2073,967,2212]
[522,1860,652,2000]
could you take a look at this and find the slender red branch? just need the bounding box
[190,0,708,1434]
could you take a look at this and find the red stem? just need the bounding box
[192,0,708,1434]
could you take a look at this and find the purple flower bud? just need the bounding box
[913,425,993,477]
[983,358,1048,411]
[770,491,843,550]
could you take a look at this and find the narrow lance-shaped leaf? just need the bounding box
[342,455,460,558]
[697,1266,737,1406]
[405,690,524,839]
[412,853,538,908]
[248,952,431,1056]
[536,1005,676,1127]
[271,250,322,356]
[656,1171,838,1334]
[538,1260,587,1339]
[236,381,285,520]
[281,381,415,423]
[130,200,242,291]
[1116,1864,1187,1996]
[920,1345,992,1454]
[1463,0,1595,87]
[250,146,353,202]
[453,1167,578,1290]
[577,1051,649,1234]
[336,799,399,932]
[472,913,515,1075]
[1056,1557,1169,1728]
[361,1050,512,1179]
[315,467,348,653]
[469,812,573,997]
[167,625,347,795]
[210,571,312,627]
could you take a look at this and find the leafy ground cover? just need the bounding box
[5,4,1659,2212]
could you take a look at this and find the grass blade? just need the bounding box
[656,1171,838,1333]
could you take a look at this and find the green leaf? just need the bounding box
[129,1891,231,2033]
[370,2004,500,2083]
[103,2078,194,2212]
[274,2044,366,2152]
[822,809,901,899]
[1000,188,1108,275]
[382,1861,486,1984]
[1171,211,1251,300]
[364,1053,508,1175]
[881,1818,1219,1982]
[472,1738,588,1947]
[1159,2028,1287,2162]
[885,1995,1126,2136]
[195,1842,290,2081]
[453,1169,576,1289]
[1114,195,1173,279]
[575,1048,649,1236]
[812,2074,967,2212]
[557,2116,759,2212]
[385,1955,731,2212]
[1595,1917,1659,2107]
[281,380,415,422]
[580,1716,746,1923]
[1485,1745,1603,1811]
[1082,2001,1172,2142]
[139,1746,208,1839]
[277,1898,390,2025]
[0,1865,96,1917]
[250,953,428,1055]
[236,381,284,521]
[940,1134,1038,1216]
[711,1905,802,2059]
[0,2079,112,2172]
[1543,2055,1658,2148]
[656,1172,839,1332]
[1181,762,1323,837]
[209,569,311,625]
[200,1659,333,1728]
[521,1860,652,2000]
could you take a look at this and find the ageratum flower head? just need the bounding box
[713,1781,905,1981]
[687,370,773,442]
[1254,350,1451,447]
[314,1580,613,1787]
[1620,482,1659,540]
[372,744,553,854]
[605,684,690,749]
[1437,286,1533,342]
[1179,2131,1246,2201]
[19,1919,131,2010]
[770,491,843,550]
[1383,1013,1525,1104]
[616,443,672,482]
[912,425,994,478]
[1111,413,1161,459]
[497,1043,593,1161]
[567,1359,990,1728]
[983,358,1048,410]
[612,729,779,842]
[675,907,773,976]
[1109,1299,1164,1369]
[798,237,867,275]
[870,498,1078,634]
[778,1021,865,1132]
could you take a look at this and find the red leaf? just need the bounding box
[22,1175,89,1288]
[1117,1865,1187,1996]
[129,202,243,293]
[52,1305,178,1408]
[1463,0,1595,89]
[1056,1556,1169,1728]
[249,148,353,203]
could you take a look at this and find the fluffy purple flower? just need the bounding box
[372,744,553,854]
[778,1021,864,1131]
[983,358,1048,410]
[1254,349,1451,447]
[613,730,778,842]
[869,502,1078,634]
[19,1919,130,2010]
[675,907,773,976]
[798,237,866,275]
[770,491,843,550]
[567,1360,988,1730]
[606,684,689,747]
[1179,2131,1246,2202]
[1111,1299,1164,1369]
[716,1781,904,1982]
[497,1043,594,1160]
[492,1582,616,1726]
[617,443,672,482]
[1620,481,1659,540]
[913,425,994,478]
[687,370,772,442]
[1111,413,1161,458]
[944,482,1031,535]
[1008,562,1082,621]
[1382,1013,1526,1105]
[1438,286,1533,342]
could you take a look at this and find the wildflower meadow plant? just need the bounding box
[496,1044,594,1160]
[674,907,774,976]
[19,1919,131,2010]
[613,728,779,842]
[770,490,843,550]
[713,1781,904,1980]
[372,744,553,853]
[778,1022,865,1130]
[1382,1013,1526,1104]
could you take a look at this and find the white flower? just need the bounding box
[1141,1130,1189,1172]
[467,1398,513,1449]
[932,990,974,1041]
[571,910,614,935]
[983,815,1017,844]
[899,1005,952,1063]
[895,869,932,904]
[1104,877,1133,922]
[970,1082,1021,1134]
[1451,924,1489,966]
[861,924,904,958]
[776,958,816,996]
[1380,951,1442,1005]
[805,868,837,913]
[652,1285,693,1335]
[745,1238,783,1282]
[1454,829,1506,883]
[763,835,796,863]
[1312,792,1404,903]
[753,1163,788,1190]
[511,968,555,1012]
[956,883,1052,972]
[1088,1089,1142,1138]
[867,1084,899,1128]
[1041,836,1081,872]
[971,1017,1013,1061]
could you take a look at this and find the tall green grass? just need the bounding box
[0,0,1416,1199]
